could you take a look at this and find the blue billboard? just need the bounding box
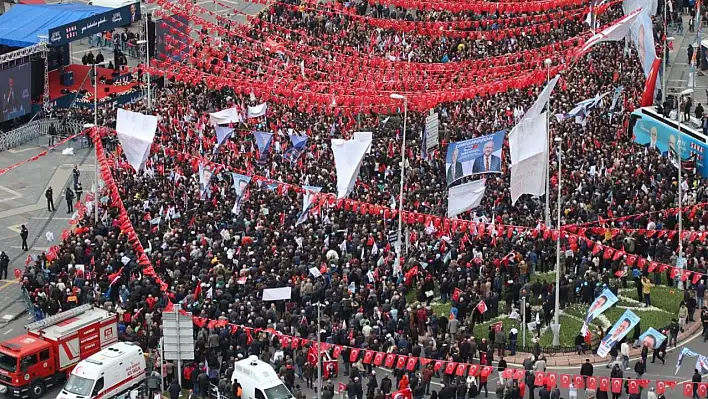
[48,3,142,47]
[445,130,505,186]
[631,108,708,176]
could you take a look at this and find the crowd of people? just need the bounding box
[14,0,708,398]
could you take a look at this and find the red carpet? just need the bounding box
[49,65,138,102]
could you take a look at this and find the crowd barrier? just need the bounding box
[0,118,85,151]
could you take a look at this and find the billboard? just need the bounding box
[631,108,708,176]
[49,3,141,47]
[155,14,190,63]
[629,11,657,78]
[445,130,505,186]
[597,309,640,357]
[0,63,32,123]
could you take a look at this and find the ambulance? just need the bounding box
[57,342,145,399]
[0,305,118,398]
[231,356,294,399]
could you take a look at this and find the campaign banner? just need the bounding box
[445,131,505,185]
[629,11,657,78]
[639,327,667,350]
[597,309,641,357]
[49,3,141,47]
[581,288,618,334]
[631,111,707,174]
[447,179,486,217]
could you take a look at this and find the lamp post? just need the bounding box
[662,36,674,106]
[136,39,152,109]
[544,58,552,227]
[89,61,109,225]
[677,88,694,260]
[552,136,562,346]
[390,93,408,270]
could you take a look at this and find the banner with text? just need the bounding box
[49,3,142,46]
[445,130,505,186]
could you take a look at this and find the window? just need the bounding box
[64,375,94,397]
[92,377,104,396]
[0,353,17,372]
[39,350,50,362]
[255,389,266,399]
[20,355,37,371]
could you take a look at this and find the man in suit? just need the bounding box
[129,4,137,23]
[604,318,632,349]
[446,146,464,185]
[472,140,502,174]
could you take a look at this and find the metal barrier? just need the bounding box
[0,118,86,151]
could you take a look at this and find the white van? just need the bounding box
[231,356,295,399]
[56,342,146,399]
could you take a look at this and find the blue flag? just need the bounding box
[283,134,308,165]
[296,185,322,226]
[232,173,251,197]
[253,131,273,162]
[677,347,700,374]
[215,126,235,147]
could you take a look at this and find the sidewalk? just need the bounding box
[665,15,708,106]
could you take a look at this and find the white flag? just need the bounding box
[331,136,372,198]
[447,179,487,218]
[116,108,157,173]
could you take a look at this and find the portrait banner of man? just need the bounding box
[445,130,505,186]
[597,309,641,357]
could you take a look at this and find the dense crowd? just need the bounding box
[14,0,708,398]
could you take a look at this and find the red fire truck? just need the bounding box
[0,305,118,398]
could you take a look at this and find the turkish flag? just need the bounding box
[513,370,525,380]
[656,381,667,395]
[699,384,708,397]
[684,382,694,397]
[628,380,639,394]
[349,348,361,363]
[392,388,413,399]
[363,351,374,364]
[612,379,623,394]
[546,373,558,388]
[338,383,346,394]
[406,357,418,371]
[586,377,597,390]
[433,360,444,372]
[385,354,396,368]
[456,364,467,376]
[599,377,610,392]
[332,345,343,359]
[534,372,545,387]
[573,375,585,389]
[444,362,457,375]
[396,356,407,370]
[468,365,479,377]
[560,375,571,388]
[373,352,384,366]
[502,369,513,379]
[481,367,493,377]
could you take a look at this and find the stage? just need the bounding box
[49,64,140,107]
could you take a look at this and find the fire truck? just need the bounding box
[0,305,118,399]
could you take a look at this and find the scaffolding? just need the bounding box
[0,41,50,113]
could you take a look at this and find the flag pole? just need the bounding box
[552,137,562,346]
[317,302,322,399]
[544,59,552,227]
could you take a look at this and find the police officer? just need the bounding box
[65,187,75,213]
[45,186,56,212]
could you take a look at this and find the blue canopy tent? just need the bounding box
[0,4,110,48]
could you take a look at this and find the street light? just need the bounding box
[544,58,552,228]
[390,93,407,270]
[662,36,675,106]
[677,88,694,262]
[90,60,109,225]
[136,39,152,109]
[552,136,562,346]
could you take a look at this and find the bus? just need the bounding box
[629,106,707,176]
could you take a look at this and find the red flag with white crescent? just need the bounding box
[363,351,374,364]
[612,379,623,394]
[444,362,456,375]
[628,380,639,394]
[396,356,407,370]
[373,352,384,366]
[332,345,343,360]
[406,357,417,371]
[349,348,361,363]
[546,373,557,388]
[468,365,479,377]
[656,381,667,395]
[433,360,444,372]
[560,375,571,388]
[684,382,694,397]
[586,377,597,390]
[455,364,467,376]
[385,354,396,368]
[392,389,412,399]
[534,372,545,387]
[599,377,610,392]
[573,375,585,389]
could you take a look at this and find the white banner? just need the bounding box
[331,136,372,198]
[447,179,486,217]
[521,76,559,122]
[353,131,373,154]
[247,103,268,118]
[262,287,292,301]
[209,107,243,125]
[582,9,642,53]
[510,151,548,204]
[116,108,157,173]
[509,112,547,164]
